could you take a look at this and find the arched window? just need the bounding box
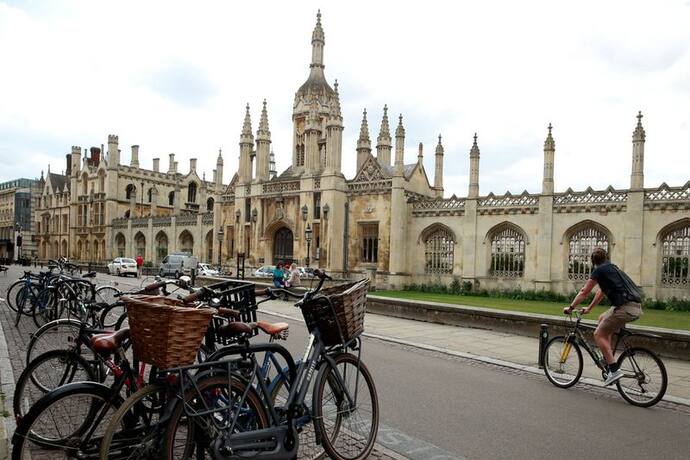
[425,229,454,274]
[126,184,136,200]
[147,188,153,203]
[207,197,215,212]
[98,171,105,193]
[168,191,175,206]
[155,231,169,263]
[660,223,690,286]
[81,173,88,195]
[187,182,197,203]
[115,233,126,258]
[489,225,525,278]
[567,225,609,280]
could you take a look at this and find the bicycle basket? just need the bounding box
[203,280,258,346]
[122,295,217,369]
[301,278,369,347]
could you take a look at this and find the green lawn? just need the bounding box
[373,291,690,332]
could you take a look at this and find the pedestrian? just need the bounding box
[135,254,144,278]
[564,247,642,386]
[285,263,301,288]
[273,262,285,288]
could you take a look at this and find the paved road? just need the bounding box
[2,267,690,459]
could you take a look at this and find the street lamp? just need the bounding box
[217,227,224,270]
[305,223,312,268]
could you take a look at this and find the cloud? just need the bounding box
[142,62,216,108]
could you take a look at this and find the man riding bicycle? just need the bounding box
[564,248,642,386]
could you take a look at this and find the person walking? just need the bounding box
[135,254,144,278]
[564,248,642,386]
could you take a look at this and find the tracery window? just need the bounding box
[490,226,525,277]
[168,191,175,206]
[296,143,305,166]
[425,229,454,274]
[360,223,378,264]
[126,184,136,200]
[207,197,215,212]
[568,226,609,280]
[661,224,690,286]
[187,182,197,203]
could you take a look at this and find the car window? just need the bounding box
[123,258,136,264]
[162,257,169,264]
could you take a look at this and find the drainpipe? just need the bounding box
[343,201,349,276]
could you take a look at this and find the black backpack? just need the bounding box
[612,264,643,304]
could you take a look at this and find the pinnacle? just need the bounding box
[258,99,270,138]
[377,105,391,143]
[358,109,370,143]
[396,114,405,137]
[241,103,253,141]
[470,133,480,158]
[633,110,646,141]
[544,123,555,150]
[436,134,444,154]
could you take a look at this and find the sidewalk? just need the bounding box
[259,299,690,404]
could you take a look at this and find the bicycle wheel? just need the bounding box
[543,336,583,389]
[96,286,121,306]
[99,301,126,329]
[6,279,25,313]
[163,374,269,459]
[15,284,39,316]
[33,287,59,327]
[14,349,97,418]
[271,368,326,460]
[615,347,668,407]
[99,383,167,460]
[26,318,84,364]
[11,381,122,457]
[313,353,379,460]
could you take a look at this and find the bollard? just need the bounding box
[191,268,196,286]
[538,323,549,369]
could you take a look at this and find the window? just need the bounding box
[245,200,251,223]
[661,223,690,286]
[296,143,305,166]
[425,229,454,274]
[568,226,609,280]
[126,184,136,200]
[187,182,197,203]
[360,223,378,264]
[314,193,321,219]
[147,188,153,203]
[207,197,215,212]
[168,191,175,206]
[490,226,525,277]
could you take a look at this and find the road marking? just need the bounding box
[377,422,465,460]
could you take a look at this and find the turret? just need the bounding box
[216,149,224,187]
[255,99,272,181]
[107,135,119,170]
[130,145,139,168]
[168,153,175,174]
[434,134,444,191]
[468,133,480,199]
[356,109,371,172]
[70,145,81,177]
[376,105,392,166]
[542,124,555,194]
[238,104,254,183]
[394,114,405,176]
[417,142,424,165]
[631,111,645,190]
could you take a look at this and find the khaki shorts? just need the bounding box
[596,302,642,336]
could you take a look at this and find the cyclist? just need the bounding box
[564,247,642,386]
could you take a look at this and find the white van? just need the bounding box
[159,253,199,278]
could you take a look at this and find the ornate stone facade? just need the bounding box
[35,12,690,299]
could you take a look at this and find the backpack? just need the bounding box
[612,264,643,304]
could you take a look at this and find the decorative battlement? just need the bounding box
[176,214,198,226]
[108,134,119,144]
[202,213,214,225]
[644,182,690,210]
[411,194,466,217]
[478,191,540,215]
[263,181,301,194]
[553,186,627,212]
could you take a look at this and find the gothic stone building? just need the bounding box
[36,12,690,299]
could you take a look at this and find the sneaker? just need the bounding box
[603,369,624,386]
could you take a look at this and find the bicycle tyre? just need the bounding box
[99,383,167,460]
[542,336,583,389]
[14,349,97,418]
[271,371,326,460]
[11,381,122,456]
[32,287,59,328]
[26,318,84,364]
[15,284,39,316]
[313,353,379,460]
[6,279,25,312]
[615,347,668,407]
[99,300,126,329]
[162,374,269,459]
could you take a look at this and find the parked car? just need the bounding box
[300,267,316,278]
[159,253,199,278]
[197,263,220,277]
[254,265,276,277]
[108,258,138,277]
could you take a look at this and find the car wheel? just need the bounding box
[116,269,121,277]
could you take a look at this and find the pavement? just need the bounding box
[1,266,690,459]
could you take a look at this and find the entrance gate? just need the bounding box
[273,227,294,266]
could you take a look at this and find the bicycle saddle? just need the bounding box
[90,328,130,354]
[218,321,289,338]
[82,271,97,278]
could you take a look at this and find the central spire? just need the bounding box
[297,11,334,97]
[311,9,325,68]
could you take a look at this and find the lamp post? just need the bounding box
[305,223,312,268]
[217,227,224,270]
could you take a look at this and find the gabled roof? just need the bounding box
[274,165,301,181]
[47,173,69,193]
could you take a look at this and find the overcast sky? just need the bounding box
[1,0,689,196]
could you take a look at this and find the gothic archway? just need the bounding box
[273,227,294,266]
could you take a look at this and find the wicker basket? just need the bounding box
[301,278,369,346]
[122,295,217,369]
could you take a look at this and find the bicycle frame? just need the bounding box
[562,312,633,372]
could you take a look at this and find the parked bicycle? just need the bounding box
[542,309,668,407]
